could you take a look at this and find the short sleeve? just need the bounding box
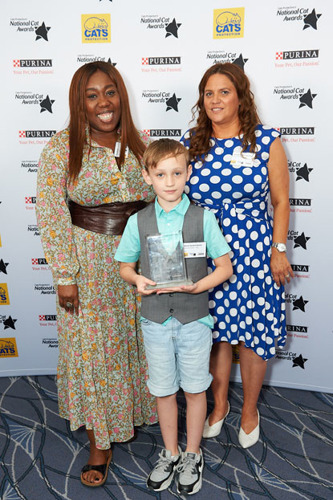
[114,213,141,263]
[203,209,231,259]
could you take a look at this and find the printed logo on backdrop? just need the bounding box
[292,354,308,368]
[32,258,49,271]
[15,92,55,113]
[142,90,182,112]
[288,230,311,248]
[290,264,310,279]
[25,197,36,211]
[19,130,56,145]
[81,15,111,43]
[288,161,313,182]
[142,57,181,74]
[276,350,308,368]
[77,55,116,65]
[140,15,181,38]
[39,314,57,327]
[213,8,244,39]
[287,324,309,340]
[0,260,9,275]
[42,338,58,349]
[34,283,56,295]
[276,7,321,30]
[279,126,315,144]
[289,199,312,214]
[10,18,51,41]
[275,49,319,69]
[0,284,10,305]
[206,51,248,69]
[21,161,38,174]
[143,129,182,138]
[13,59,53,76]
[273,86,316,109]
[0,338,18,358]
[28,225,40,237]
[285,294,309,312]
[0,316,17,330]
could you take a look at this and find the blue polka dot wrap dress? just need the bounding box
[181,125,286,360]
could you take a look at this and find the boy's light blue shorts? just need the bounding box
[141,316,213,397]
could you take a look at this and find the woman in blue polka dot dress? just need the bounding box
[181,63,293,448]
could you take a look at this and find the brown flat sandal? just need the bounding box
[80,450,112,488]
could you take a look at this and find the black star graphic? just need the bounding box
[292,296,308,312]
[40,95,55,113]
[299,89,316,109]
[294,232,310,250]
[296,163,312,182]
[35,22,51,41]
[0,259,9,274]
[292,354,308,369]
[303,9,321,30]
[165,18,181,38]
[4,316,17,330]
[165,93,181,112]
[232,54,248,70]
[107,58,117,66]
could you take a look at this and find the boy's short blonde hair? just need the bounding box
[143,138,190,171]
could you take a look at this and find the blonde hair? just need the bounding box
[143,138,189,171]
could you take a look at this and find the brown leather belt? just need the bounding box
[68,199,148,235]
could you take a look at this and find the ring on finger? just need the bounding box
[285,273,290,278]
[66,301,74,308]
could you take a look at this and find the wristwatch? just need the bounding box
[272,242,287,252]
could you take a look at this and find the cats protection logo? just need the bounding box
[0,284,10,305]
[213,8,244,38]
[0,338,18,358]
[81,14,111,43]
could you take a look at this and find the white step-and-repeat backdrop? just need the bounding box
[1,0,332,393]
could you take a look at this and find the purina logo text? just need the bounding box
[13,59,52,67]
[287,324,309,340]
[280,127,315,144]
[19,130,56,138]
[275,49,319,68]
[13,59,53,75]
[141,56,182,74]
[144,129,182,138]
[142,57,181,65]
[19,130,56,146]
[276,50,319,60]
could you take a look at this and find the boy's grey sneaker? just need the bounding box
[147,446,182,491]
[176,449,204,495]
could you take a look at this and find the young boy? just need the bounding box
[115,139,232,495]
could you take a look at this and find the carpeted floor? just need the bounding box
[0,376,332,499]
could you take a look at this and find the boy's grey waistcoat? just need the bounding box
[138,202,208,324]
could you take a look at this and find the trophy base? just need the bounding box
[146,279,193,290]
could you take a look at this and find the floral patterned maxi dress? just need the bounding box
[36,129,157,449]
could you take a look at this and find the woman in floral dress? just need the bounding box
[36,62,157,487]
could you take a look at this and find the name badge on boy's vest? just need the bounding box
[230,152,256,168]
[183,242,206,258]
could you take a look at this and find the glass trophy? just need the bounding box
[146,231,193,289]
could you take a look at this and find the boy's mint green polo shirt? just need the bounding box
[115,194,231,327]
